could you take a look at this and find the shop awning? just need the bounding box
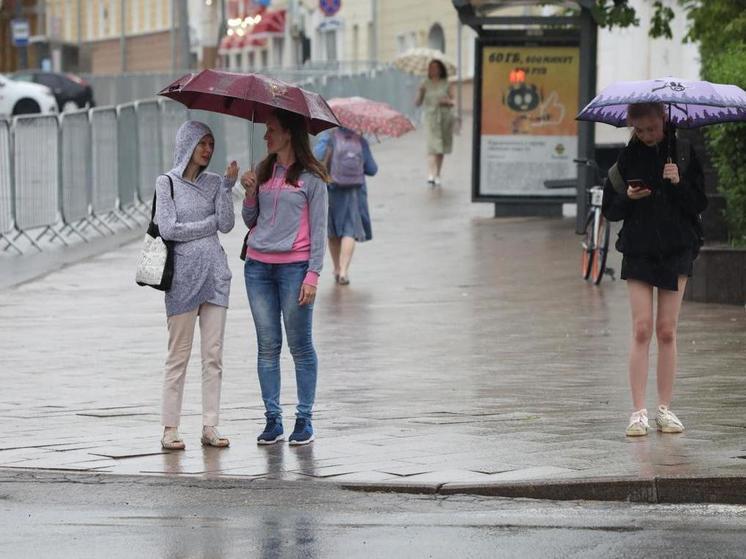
[219,9,285,51]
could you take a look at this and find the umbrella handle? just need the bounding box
[250,108,255,170]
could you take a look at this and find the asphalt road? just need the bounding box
[1,470,745,559]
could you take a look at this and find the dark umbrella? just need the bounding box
[158,69,340,164]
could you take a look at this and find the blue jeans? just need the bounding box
[244,259,318,420]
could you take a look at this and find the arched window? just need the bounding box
[427,23,445,53]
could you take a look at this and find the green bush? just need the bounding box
[704,44,746,246]
[686,2,746,246]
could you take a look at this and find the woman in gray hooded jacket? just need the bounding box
[154,120,238,450]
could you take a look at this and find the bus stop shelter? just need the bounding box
[452,0,598,233]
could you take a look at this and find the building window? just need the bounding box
[64,0,73,40]
[86,0,94,39]
[131,2,140,35]
[367,22,374,60]
[352,24,359,61]
[428,23,445,53]
[99,1,108,38]
[156,0,164,30]
[324,30,337,62]
[273,37,284,67]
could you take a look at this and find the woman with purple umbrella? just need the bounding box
[601,102,708,437]
[239,109,330,446]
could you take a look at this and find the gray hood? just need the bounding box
[170,120,213,179]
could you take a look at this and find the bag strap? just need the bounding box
[607,162,626,194]
[150,174,174,222]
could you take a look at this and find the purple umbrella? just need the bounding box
[576,77,746,128]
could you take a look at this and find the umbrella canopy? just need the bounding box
[393,47,456,77]
[327,97,415,138]
[577,77,746,128]
[158,69,340,134]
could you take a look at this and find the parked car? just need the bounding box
[0,74,58,117]
[10,71,95,112]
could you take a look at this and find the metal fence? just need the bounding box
[84,62,386,107]
[0,68,418,254]
[0,121,13,239]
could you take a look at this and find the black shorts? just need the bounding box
[621,250,694,291]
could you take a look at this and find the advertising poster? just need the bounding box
[478,46,579,197]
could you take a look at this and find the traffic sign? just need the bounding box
[11,18,30,47]
[319,0,341,17]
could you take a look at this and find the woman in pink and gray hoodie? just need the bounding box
[240,109,329,446]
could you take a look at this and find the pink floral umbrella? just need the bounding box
[327,97,415,138]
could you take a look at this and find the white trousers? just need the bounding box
[161,303,227,427]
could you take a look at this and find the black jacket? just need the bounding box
[602,134,708,257]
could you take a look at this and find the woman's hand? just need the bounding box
[241,170,258,199]
[298,284,316,306]
[224,161,239,182]
[627,185,652,200]
[663,163,680,184]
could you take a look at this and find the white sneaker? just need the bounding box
[656,405,684,433]
[434,177,442,187]
[625,409,649,437]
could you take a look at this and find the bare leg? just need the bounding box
[427,155,438,180]
[655,276,687,407]
[339,236,356,280]
[627,280,654,410]
[328,236,341,278]
[435,154,444,178]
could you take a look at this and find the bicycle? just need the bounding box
[544,158,615,285]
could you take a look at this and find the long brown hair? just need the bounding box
[256,109,331,187]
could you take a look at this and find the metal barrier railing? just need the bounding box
[13,114,65,250]
[0,68,416,254]
[159,99,189,172]
[90,107,120,233]
[117,102,139,213]
[60,110,91,234]
[135,99,162,204]
[0,121,14,245]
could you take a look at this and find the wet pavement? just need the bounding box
[0,118,745,499]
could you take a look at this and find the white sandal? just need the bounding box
[201,426,230,448]
[161,428,186,450]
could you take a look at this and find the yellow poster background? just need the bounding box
[481,46,580,137]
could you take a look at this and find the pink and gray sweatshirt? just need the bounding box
[242,162,328,286]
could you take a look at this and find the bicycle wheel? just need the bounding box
[580,212,594,280]
[591,215,611,285]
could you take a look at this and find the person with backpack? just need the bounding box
[154,120,238,450]
[314,127,378,286]
[602,102,707,438]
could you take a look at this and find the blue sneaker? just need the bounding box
[288,418,314,445]
[257,417,284,445]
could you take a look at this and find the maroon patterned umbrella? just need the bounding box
[158,69,340,134]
